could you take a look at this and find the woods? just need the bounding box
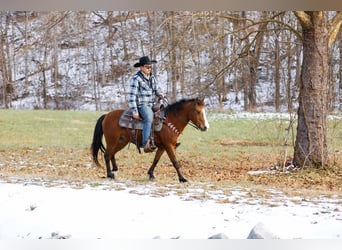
[0,11,341,112]
[0,11,341,169]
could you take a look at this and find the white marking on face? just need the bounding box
[202,108,210,129]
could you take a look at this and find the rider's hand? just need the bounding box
[132,112,140,120]
[159,93,165,99]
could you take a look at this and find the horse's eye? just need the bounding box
[196,110,201,115]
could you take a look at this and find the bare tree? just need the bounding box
[274,29,281,112]
[293,11,342,168]
[0,13,10,108]
[1,10,341,115]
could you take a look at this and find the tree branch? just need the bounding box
[294,11,312,29]
[328,11,342,47]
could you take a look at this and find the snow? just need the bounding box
[1,180,341,239]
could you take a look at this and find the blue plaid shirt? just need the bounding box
[127,71,162,114]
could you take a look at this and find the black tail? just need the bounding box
[91,114,106,166]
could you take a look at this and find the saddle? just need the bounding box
[118,98,168,153]
[118,109,164,131]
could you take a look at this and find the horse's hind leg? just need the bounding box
[104,151,115,179]
[148,148,165,181]
[111,155,118,171]
[106,140,128,178]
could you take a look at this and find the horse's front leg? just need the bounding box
[148,148,165,181]
[165,146,188,183]
[172,160,187,183]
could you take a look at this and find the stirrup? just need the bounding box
[144,140,155,153]
[150,142,157,150]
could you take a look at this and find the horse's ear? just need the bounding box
[197,96,205,105]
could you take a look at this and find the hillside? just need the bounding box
[1,11,340,112]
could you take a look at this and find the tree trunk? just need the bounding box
[52,30,59,109]
[339,30,342,111]
[24,11,29,93]
[247,45,259,111]
[180,48,185,97]
[286,43,292,112]
[0,15,9,108]
[293,11,329,167]
[170,12,178,101]
[274,34,280,112]
[42,45,48,109]
[91,40,99,111]
[243,12,267,111]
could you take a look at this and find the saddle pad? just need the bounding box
[118,109,163,131]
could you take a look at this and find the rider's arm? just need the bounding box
[127,76,139,118]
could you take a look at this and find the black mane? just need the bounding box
[165,98,196,115]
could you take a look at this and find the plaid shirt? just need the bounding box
[127,71,162,114]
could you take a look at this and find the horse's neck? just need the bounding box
[166,113,189,134]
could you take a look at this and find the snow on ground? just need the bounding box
[0,179,341,240]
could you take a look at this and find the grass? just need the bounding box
[0,110,103,149]
[0,109,341,197]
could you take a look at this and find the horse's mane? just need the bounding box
[165,98,196,115]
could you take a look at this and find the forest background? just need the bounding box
[0,11,341,113]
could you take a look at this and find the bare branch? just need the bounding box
[294,11,312,29]
[328,11,342,47]
[46,11,70,32]
[220,12,302,42]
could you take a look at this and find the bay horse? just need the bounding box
[91,97,209,182]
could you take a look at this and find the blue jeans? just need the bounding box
[138,105,153,147]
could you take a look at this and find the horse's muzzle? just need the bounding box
[199,126,208,131]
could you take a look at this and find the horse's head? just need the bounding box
[189,97,210,131]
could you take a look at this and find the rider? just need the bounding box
[127,56,164,153]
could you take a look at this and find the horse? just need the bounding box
[91,97,210,182]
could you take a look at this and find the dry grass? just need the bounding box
[1,144,341,197]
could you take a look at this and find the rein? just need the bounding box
[188,121,200,130]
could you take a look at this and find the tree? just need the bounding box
[340,31,342,111]
[293,11,342,168]
[0,13,10,108]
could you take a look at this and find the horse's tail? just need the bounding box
[91,114,106,167]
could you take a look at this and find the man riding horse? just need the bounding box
[127,56,165,153]
[91,56,210,182]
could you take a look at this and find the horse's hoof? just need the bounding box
[149,175,155,182]
[107,173,115,179]
[179,177,188,183]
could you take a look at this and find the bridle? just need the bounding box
[188,121,201,130]
[163,98,207,135]
[188,103,206,131]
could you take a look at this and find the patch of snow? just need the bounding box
[0,181,341,239]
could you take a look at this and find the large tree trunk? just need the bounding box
[339,30,342,111]
[293,12,329,167]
